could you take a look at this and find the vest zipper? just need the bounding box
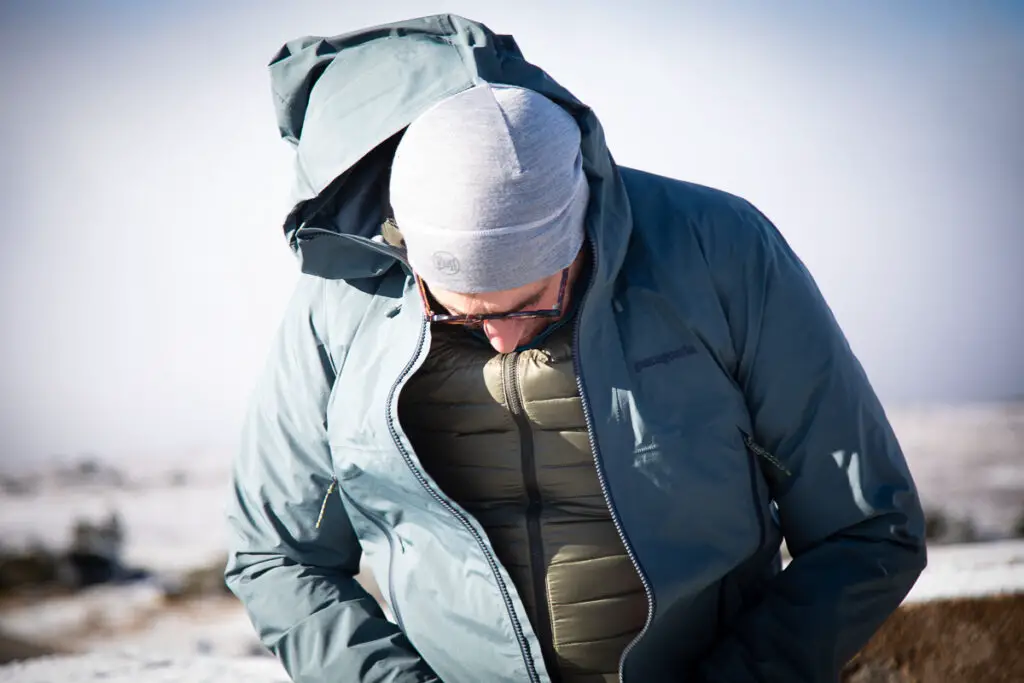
[502,352,560,680]
[386,316,543,683]
[571,243,654,683]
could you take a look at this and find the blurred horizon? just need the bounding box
[1,2,1022,465]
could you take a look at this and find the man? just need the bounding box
[225,14,926,683]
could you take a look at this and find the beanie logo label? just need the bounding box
[432,251,461,275]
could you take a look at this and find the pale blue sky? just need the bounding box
[0,2,1021,465]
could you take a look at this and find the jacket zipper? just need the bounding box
[386,316,543,683]
[503,352,559,680]
[334,480,407,630]
[571,242,654,683]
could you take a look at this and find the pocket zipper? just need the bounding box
[316,478,338,529]
[739,430,792,477]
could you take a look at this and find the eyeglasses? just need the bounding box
[416,268,570,326]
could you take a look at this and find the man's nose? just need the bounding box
[481,319,528,354]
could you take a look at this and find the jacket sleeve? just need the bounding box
[224,275,439,683]
[694,201,927,682]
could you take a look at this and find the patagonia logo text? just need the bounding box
[634,344,698,372]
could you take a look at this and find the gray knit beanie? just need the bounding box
[389,83,588,293]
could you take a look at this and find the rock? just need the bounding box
[167,470,189,488]
[52,458,126,490]
[246,642,271,658]
[0,515,149,597]
[0,546,59,594]
[0,631,63,666]
[1013,507,1024,539]
[925,509,980,545]
[70,513,124,561]
[0,474,40,497]
[160,559,232,602]
[61,513,150,590]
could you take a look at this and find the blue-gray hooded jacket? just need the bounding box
[225,14,926,683]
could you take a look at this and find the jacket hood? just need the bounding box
[270,14,632,293]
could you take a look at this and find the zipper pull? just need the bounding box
[739,430,792,477]
[316,478,338,529]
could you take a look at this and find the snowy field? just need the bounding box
[1,403,1020,573]
[0,403,1021,680]
[903,539,1024,602]
[1,541,1022,682]
[0,653,289,683]
[0,448,230,576]
[889,402,1024,540]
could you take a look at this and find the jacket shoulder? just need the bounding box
[620,167,763,240]
[618,167,773,274]
[620,167,746,208]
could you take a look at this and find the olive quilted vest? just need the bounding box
[399,322,646,683]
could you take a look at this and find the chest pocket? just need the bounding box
[611,285,777,563]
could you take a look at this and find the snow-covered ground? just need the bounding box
[889,402,1024,540]
[1,541,1022,681]
[1,540,1020,663]
[0,449,230,574]
[904,539,1024,602]
[0,653,289,683]
[0,403,1020,679]
[0,587,263,659]
[1,403,1020,573]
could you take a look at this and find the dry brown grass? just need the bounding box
[0,630,66,665]
[842,594,1024,683]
